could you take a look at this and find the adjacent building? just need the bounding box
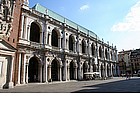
[0,0,22,88]
[118,50,132,75]
[0,0,118,89]
[130,49,140,74]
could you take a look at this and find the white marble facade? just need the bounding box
[16,3,118,86]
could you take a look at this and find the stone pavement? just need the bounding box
[0,77,140,93]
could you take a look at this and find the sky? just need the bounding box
[29,0,140,52]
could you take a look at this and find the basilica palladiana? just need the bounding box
[0,0,118,88]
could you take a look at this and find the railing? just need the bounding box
[30,41,43,49]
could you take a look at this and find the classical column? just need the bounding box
[58,37,61,49]
[88,42,91,56]
[43,57,48,83]
[8,56,14,88]
[78,63,82,80]
[20,15,25,38]
[74,41,77,53]
[59,65,62,81]
[48,65,51,82]
[27,25,30,41]
[49,33,52,46]
[67,65,70,81]
[39,64,42,83]
[74,66,78,80]
[25,63,28,83]
[63,61,67,81]
[22,53,26,84]
[17,53,21,84]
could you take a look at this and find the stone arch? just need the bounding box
[69,35,75,51]
[110,51,113,60]
[91,43,95,56]
[107,64,109,77]
[69,60,76,80]
[28,56,42,83]
[105,48,108,59]
[51,58,60,81]
[83,61,88,79]
[93,63,96,72]
[30,22,41,43]
[99,46,102,58]
[51,28,60,47]
[100,64,104,78]
[82,39,86,54]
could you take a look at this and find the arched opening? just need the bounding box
[51,59,59,81]
[110,51,113,60]
[51,29,58,47]
[101,64,104,78]
[28,57,40,83]
[70,61,75,80]
[99,46,102,58]
[112,65,115,76]
[82,40,86,54]
[30,22,40,43]
[93,64,96,72]
[83,62,88,79]
[69,35,74,51]
[105,49,108,59]
[91,43,95,56]
[107,65,109,77]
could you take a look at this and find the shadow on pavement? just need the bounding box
[72,78,140,93]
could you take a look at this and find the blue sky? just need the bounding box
[29,0,140,52]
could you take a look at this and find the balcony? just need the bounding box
[30,41,43,49]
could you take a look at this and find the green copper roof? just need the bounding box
[32,3,98,39]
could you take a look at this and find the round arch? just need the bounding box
[51,58,60,81]
[69,35,75,51]
[70,61,76,80]
[105,49,108,59]
[51,28,60,47]
[91,43,95,56]
[82,39,86,54]
[107,64,109,77]
[100,64,104,78]
[30,22,41,43]
[99,46,102,58]
[28,56,41,83]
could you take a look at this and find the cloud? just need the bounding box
[80,4,89,11]
[111,1,140,31]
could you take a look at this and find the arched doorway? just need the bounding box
[28,57,40,83]
[101,64,104,78]
[112,65,115,76]
[107,65,109,77]
[70,61,75,80]
[83,62,88,79]
[30,22,40,43]
[51,59,59,81]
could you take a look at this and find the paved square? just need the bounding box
[1,77,140,93]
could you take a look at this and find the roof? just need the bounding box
[32,3,98,39]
